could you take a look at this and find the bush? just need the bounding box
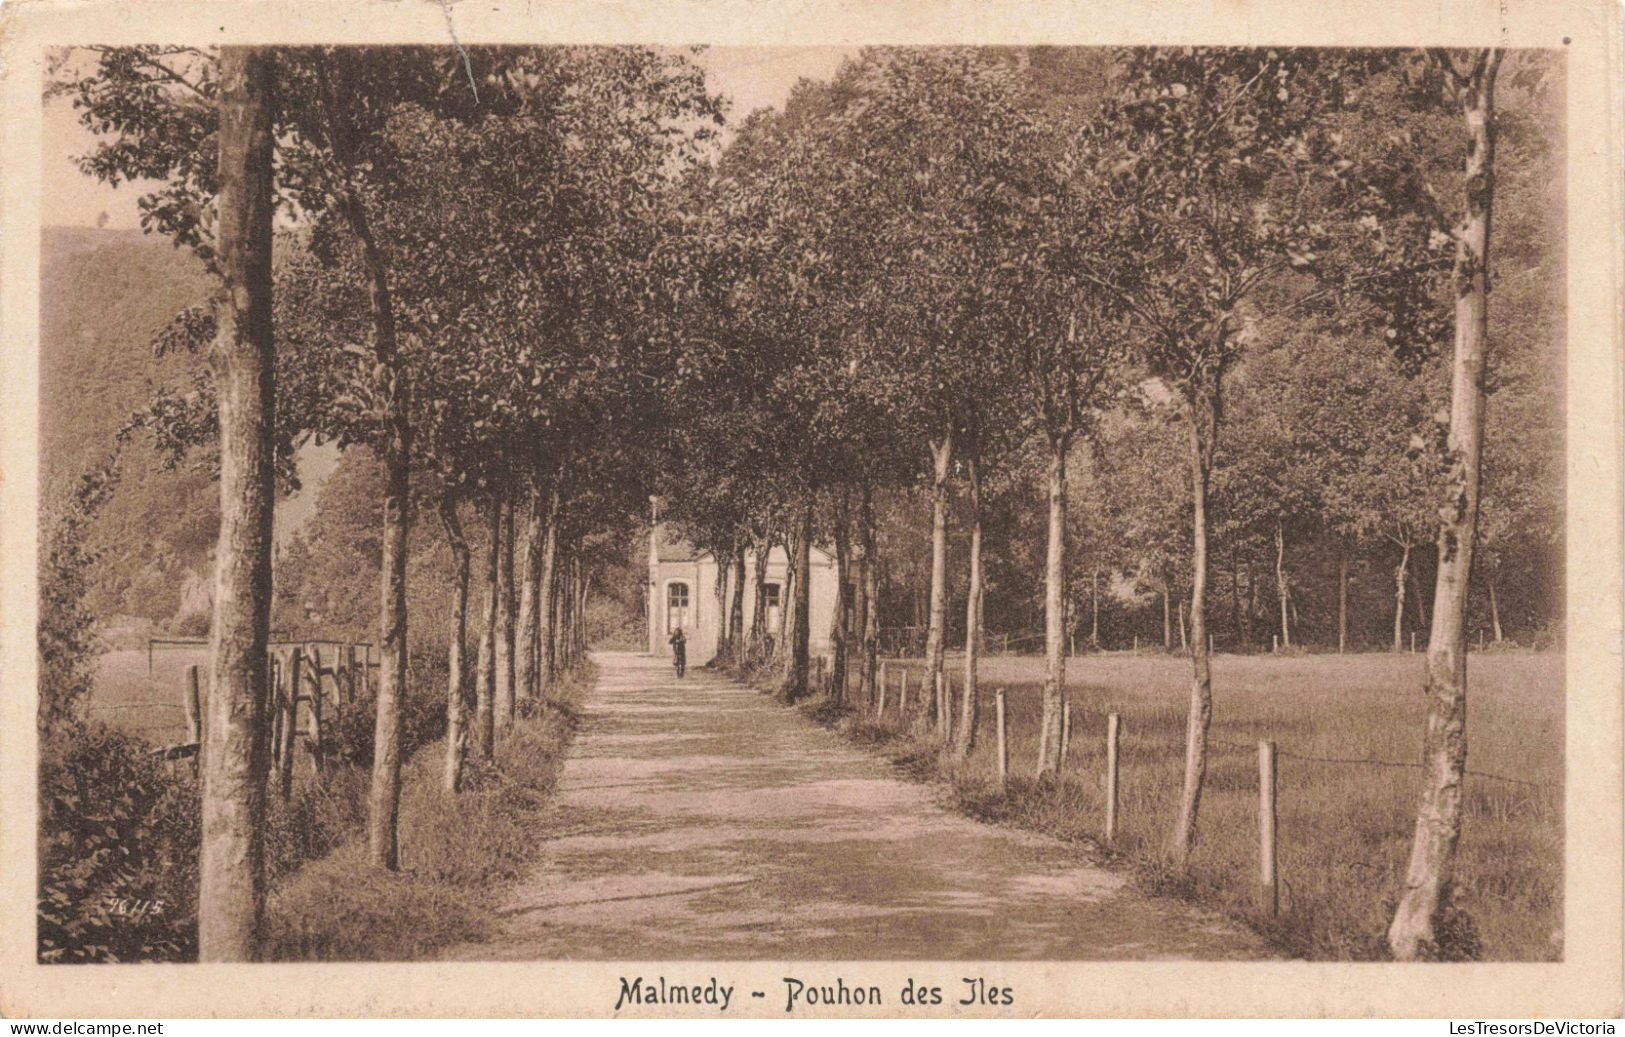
[38,723,199,963]
[39,457,120,734]
[325,651,448,769]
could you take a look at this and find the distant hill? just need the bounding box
[40,227,211,490]
[40,226,218,630]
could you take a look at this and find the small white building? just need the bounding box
[646,522,840,666]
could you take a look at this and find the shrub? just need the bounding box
[325,659,448,769]
[39,457,120,734]
[264,768,369,883]
[38,723,199,963]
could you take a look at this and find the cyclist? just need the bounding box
[668,627,687,678]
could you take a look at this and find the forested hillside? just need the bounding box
[40,227,218,635]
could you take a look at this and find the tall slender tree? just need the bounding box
[198,45,276,962]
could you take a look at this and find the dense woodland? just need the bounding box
[40,45,1561,963]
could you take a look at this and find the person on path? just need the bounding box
[668,627,687,678]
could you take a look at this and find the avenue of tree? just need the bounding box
[53,44,1559,963]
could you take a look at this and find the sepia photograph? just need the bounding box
[2,0,1621,1020]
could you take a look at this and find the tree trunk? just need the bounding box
[954,457,984,759]
[578,555,591,663]
[1275,520,1291,649]
[369,406,410,871]
[563,547,577,670]
[831,492,851,702]
[514,480,546,708]
[1162,584,1172,649]
[1488,576,1504,642]
[552,546,568,672]
[317,48,412,874]
[1338,551,1350,654]
[547,537,563,678]
[1168,381,1218,865]
[924,432,954,714]
[785,505,813,698]
[729,540,747,665]
[750,539,768,658]
[776,535,795,662]
[716,535,735,659]
[198,46,274,961]
[494,499,516,733]
[1243,557,1256,647]
[1393,537,1412,652]
[860,484,880,704]
[1389,49,1504,962]
[1091,570,1101,647]
[1229,551,1243,648]
[537,486,560,687]
[439,495,471,793]
[1035,430,1071,775]
[474,498,500,761]
[1410,560,1431,632]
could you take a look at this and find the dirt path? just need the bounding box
[442,651,1271,960]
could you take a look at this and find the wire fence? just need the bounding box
[835,654,1558,926]
[1205,736,1556,792]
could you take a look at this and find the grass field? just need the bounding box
[87,647,206,746]
[93,645,1562,960]
[843,650,1563,961]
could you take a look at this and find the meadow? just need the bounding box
[845,650,1564,962]
[87,647,205,746]
[91,644,1564,960]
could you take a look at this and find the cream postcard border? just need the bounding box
[0,0,1619,1018]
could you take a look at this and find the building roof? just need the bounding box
[654,524,711,563]
[654,523,842,568]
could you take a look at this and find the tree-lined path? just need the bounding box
[443,653,1268,960]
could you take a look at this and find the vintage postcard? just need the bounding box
[1,0,1620,1020]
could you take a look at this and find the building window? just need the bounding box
[763,582,783,634]
[667,581,690,634]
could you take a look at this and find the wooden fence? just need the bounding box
[150,640,378,798]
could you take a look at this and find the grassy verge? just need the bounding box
[758,651,1561,962]
[263,664,593,961]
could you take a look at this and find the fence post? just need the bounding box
[308,646,325,777]
[268,654,283,783]
[995,688,1008,790]
[875,665,888,720]
[183,663,203,746]
[337,645,351,705]
[1411,631,1417,654]
[279,647,300,800]
[1059,697,1072,773]
[1133,634,1138,655]
[1272,634,1279,654]
[148,639,155,679]
[1105,712,1121,845]
[1258,739,1278,916]
[900,669,910,719]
